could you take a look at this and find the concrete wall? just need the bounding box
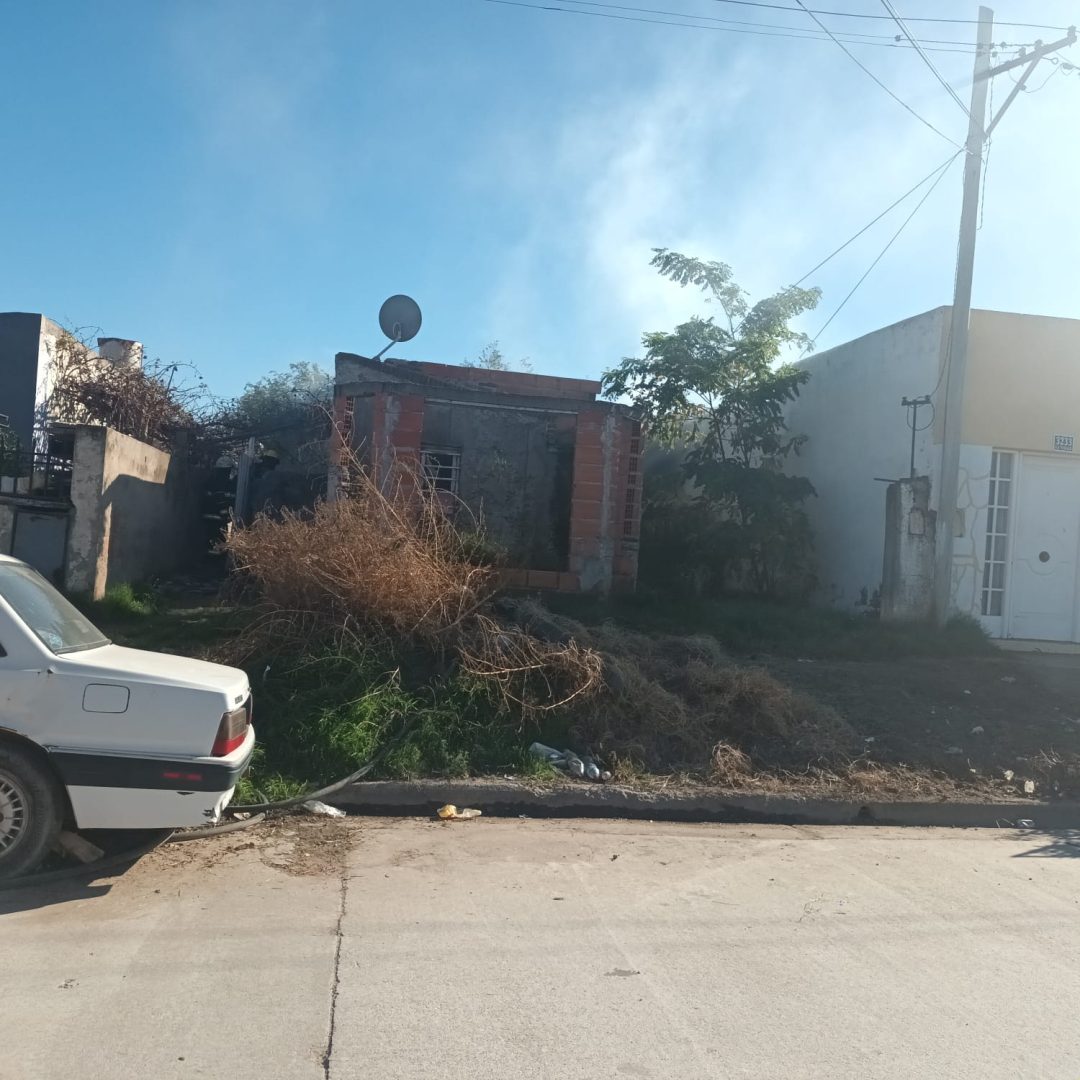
[881,476,935,621]
[332,352,643,592]
[784,306,1080,630]
[422,401,576,570]
[784,309,947,608]
[67,426,202,598]
[961,310,1080,452]
[0,313,44,448]
[0,502,15,553]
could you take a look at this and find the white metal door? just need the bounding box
[1008,455,1080,641]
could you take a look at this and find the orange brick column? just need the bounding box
[568,407,619,592]
[612,418,642,591]
[371,392,425,490]
[327,391,355,500]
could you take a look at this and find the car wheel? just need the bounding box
[0,744,63,879]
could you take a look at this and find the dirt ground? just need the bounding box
[763,650,1080,797]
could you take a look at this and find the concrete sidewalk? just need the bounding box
[331,819,1080,1080]
[3,818,1080,1079]
[0,820,344,1080]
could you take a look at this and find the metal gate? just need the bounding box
[11,508,70,585]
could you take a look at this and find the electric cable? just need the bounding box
[793,150,962,286]
[802,153,959,353]
[479,0,998,53]
[880,0,972,117]
[793,0,965,149]
[700,1,1070,31]
[548,0,1014,47]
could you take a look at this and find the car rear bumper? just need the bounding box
[50,727,256,830]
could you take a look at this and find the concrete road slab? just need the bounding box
[0,820,344,1080]
[332,819,1080,1080]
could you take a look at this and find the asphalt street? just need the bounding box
[3,816,1079,1079]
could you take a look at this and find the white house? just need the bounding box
[0,313,143,451]
[785,307,1080,642]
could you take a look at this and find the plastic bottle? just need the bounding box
[528,742,565,764]
[562,751,585,778]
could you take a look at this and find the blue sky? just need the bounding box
[2,1,1078,398]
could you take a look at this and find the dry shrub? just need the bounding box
[224,461,602,713]
[227,481,492,641]
[565,617,859,774]
[711,741,754,784]
[45,330,207,452]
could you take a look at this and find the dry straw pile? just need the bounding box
[225,461,602,713]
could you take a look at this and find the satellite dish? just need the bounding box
[378,294,422,344]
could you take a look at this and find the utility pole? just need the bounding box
[902,395,931,478]
[933,7,1077,622]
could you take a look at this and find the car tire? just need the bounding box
[0,743,64,879]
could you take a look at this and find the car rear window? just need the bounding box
[0,564,109,654]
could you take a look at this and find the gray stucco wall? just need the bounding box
[67,426,203,597]
[0,502,15,553]
[0,313,43,449]
[783,308,947,607]
[423,402,575,570]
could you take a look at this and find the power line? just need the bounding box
[793,0,965,150]
[794,150,963,286]
[802,154,959,353]
[478,0,1000,53]
[879,0,971,117]
[700,1,1071,32]
[553,0,1011,47]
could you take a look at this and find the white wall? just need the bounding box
[963,310,1080,452]
[784,309,947,608]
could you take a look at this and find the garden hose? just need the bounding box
[0,723,408,890]
[0,814,267,893]
[226,717,414,814]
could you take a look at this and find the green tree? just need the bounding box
[231,362,332,435]
[463,341,534,373]
[603,249,821,595]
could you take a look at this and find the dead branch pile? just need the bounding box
[45,330,207,452]
[498,602,861,775]
[224,465,602,712]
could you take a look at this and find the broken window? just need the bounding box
[421,447,461,494]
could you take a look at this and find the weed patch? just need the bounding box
[546,592,992,661]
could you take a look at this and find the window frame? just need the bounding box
[420,446,462,495]
[981,450,1015,618]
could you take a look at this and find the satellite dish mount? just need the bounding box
[372,294,422,360]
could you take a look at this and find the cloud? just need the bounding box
[477,15,1080,376]
[166,0,337,225]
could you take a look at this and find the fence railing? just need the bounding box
[0,448,73,501]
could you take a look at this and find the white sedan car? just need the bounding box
[0,555,254,878]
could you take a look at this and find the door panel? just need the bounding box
[1008,456,1080,641]
[11,510,68,584]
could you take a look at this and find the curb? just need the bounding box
[331,780,1080,830]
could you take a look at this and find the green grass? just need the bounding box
[237,647,571,795]
[74,587,244,656]
[545,592,992,661]
[70,584,993,798]
[71,595,558,794]
[88,582,163,619]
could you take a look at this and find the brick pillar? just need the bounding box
[568,407,619,592]
[612,418,642,591]
[372,392,425,491]
[327,392,355,501]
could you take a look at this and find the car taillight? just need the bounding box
[212,699,250,757]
